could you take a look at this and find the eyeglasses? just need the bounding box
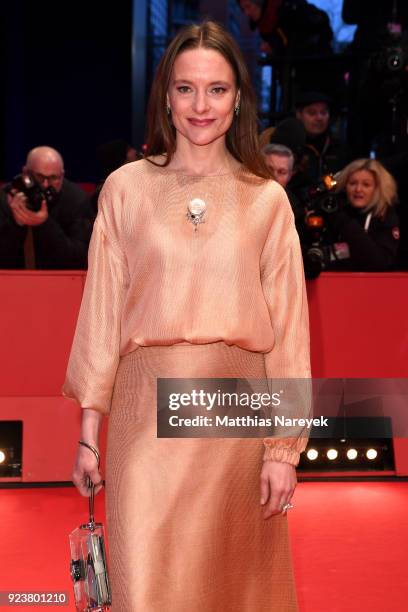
[32,171,63,184]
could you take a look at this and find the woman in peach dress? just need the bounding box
[63,21,310,612]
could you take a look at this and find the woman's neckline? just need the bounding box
[144,156,243,178]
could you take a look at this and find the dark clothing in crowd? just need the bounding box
[301,133,351,185]
[252,0,332,56]
[325,203,400,271]
[250,0,341,100]
[97,139,131,179]
[342,0,408,52]
[269,117,306,158]
[343,0,408,156]
[0,179,93,269]
[383,151,408,267]
[287,132,351,207]
[91,139,138,215]
[286,187,304,224]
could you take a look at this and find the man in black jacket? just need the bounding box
[295,92,351,185]
[0,146,93,269]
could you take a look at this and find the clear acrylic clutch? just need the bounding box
[69,456,111,611]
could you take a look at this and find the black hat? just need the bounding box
[269,118,306,156]
[295,91,331,109]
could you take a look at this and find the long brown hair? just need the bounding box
[145,21,270,179]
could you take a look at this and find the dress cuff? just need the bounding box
[262,437,308,467]
[61,384,109,416]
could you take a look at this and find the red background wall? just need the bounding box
[0,270,407,481]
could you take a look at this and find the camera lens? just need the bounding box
[387,52,403,71]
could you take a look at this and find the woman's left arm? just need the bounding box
[259,186,312,518]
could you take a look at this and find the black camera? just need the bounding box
[7,174,57,212]
[374,33,408,75]
[370,31,408,102]
[300,175,345,278]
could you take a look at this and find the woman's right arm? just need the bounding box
[62,175,129,495]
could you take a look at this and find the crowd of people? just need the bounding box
[0,107,403,278]
[261,91,402,277]
[238,0,408,274]
[0,143,139,271]
[1,0,407,277]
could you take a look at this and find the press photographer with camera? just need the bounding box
[305,159,400,274]
[0,146,93,269]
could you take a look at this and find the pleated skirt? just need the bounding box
[105,342,299,611]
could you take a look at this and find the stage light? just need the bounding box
[0,421,23,477]
[366,448,378,460]
[298,438,393,472]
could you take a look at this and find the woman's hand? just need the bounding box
[260,460,297,519]
[72,444,104,498]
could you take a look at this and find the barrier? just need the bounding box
[0,271,407,481]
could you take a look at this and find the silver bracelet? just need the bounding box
[79,440,100,467]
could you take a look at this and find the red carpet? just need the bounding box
[0,482,406,611]
[291,482,408,612]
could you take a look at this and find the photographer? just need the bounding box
[0,146,93,269]
[295,92,351,185]
[324,159,400,271]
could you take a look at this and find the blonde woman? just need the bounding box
[325,158,400,270]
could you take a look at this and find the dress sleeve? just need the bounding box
[61,179,129,414]
[260,188,311,466]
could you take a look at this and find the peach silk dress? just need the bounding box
[62,158,311,611]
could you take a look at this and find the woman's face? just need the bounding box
[167,47,239,148]
[346,169,376,209]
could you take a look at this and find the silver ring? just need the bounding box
[281,502,294,513]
